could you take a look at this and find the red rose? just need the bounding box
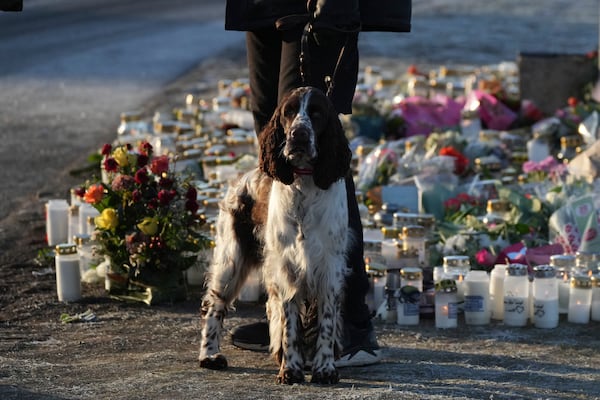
[150,155,169,175]
[567,97,578,107]
[137,154,149,168]
[134,168,149,184]
[158,189,176,205]
[186,186,197,201]
[139,141,153,156]
[132,189,142,203]
[103,157,118,173]
[159,177,174,189]
[185,199,199,214]
[101,143,112,156]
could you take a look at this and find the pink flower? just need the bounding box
[475,248,496,268]
[111,174,135,192]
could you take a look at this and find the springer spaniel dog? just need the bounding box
[199,86,352,384]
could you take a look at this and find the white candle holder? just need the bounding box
[464,270,491,325]
[532,265,559,329]
[435,279,458,329]
[55,243,81,302]
[503,264,529,327]
[46,199,69,246]
[550,254,575,314]
[489,264,507,320]
[568,275,592,324]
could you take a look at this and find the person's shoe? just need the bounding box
[335,322,382,368]
[230,321,269,352]
[230,319,382,367]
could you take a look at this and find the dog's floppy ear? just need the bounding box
[258,105,294,185]
[312,102,352,190]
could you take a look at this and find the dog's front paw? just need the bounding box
[276,367,305,385]
[311,366,339,384]
[199,354,228,370]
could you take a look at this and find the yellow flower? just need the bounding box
[95,208,119,231]
[112,146,129,167]
[137,217,159,236]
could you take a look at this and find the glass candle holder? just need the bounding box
[402,225,426,265]
[575,251,599,276]
[568,275,592,324]
[381,238,402,270]
[550,254,575,314]
[396,267,422,326]
[67,204,80,244]
[489,264,507,320]
[55,243,81,302]
[435,279,458,329]
[365,254,387,315]
[503,263,529,327]
[464,270,491,325]
[532,265,559,329]
[443,255,471,308]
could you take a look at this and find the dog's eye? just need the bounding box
[309,107,322,121]
[283,106,297,118]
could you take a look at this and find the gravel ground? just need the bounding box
[1,1,600,399]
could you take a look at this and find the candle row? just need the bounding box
[369,264,600,328]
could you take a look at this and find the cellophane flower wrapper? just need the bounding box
[413,157,459,219]
[548,193,600,254]
[356,141,403,191]
[393,94,463,137]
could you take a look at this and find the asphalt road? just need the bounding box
[0,0,243,222]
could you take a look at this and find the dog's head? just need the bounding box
[258,86,351,190]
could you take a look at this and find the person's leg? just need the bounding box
[246,29,282,134]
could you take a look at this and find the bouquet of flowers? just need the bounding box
[76,141,211,303]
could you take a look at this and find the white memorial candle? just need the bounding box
[532,265,559,329]
[568,276,592,324]
[238,269,261,303]
[550,254,575,314]
[489,264,506,320]
[46,199,69,246]
[396,267,423,326]
[464,270,491,325]
[503,264,529,327]
[435,279,458,329]
[55,243,81,302]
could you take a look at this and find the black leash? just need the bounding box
[299,22,351,100]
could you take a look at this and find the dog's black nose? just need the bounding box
[290,128,309,144]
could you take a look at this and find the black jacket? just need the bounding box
[225,0,411,33]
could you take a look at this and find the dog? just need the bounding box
[198,86,353,384]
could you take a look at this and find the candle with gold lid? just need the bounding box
[55,243,81,302]
[435,279,458,329]
[532,265,559,329]
[396,267,422,326]
[503,263,529,327]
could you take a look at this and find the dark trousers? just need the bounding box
[246,27,371,328]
